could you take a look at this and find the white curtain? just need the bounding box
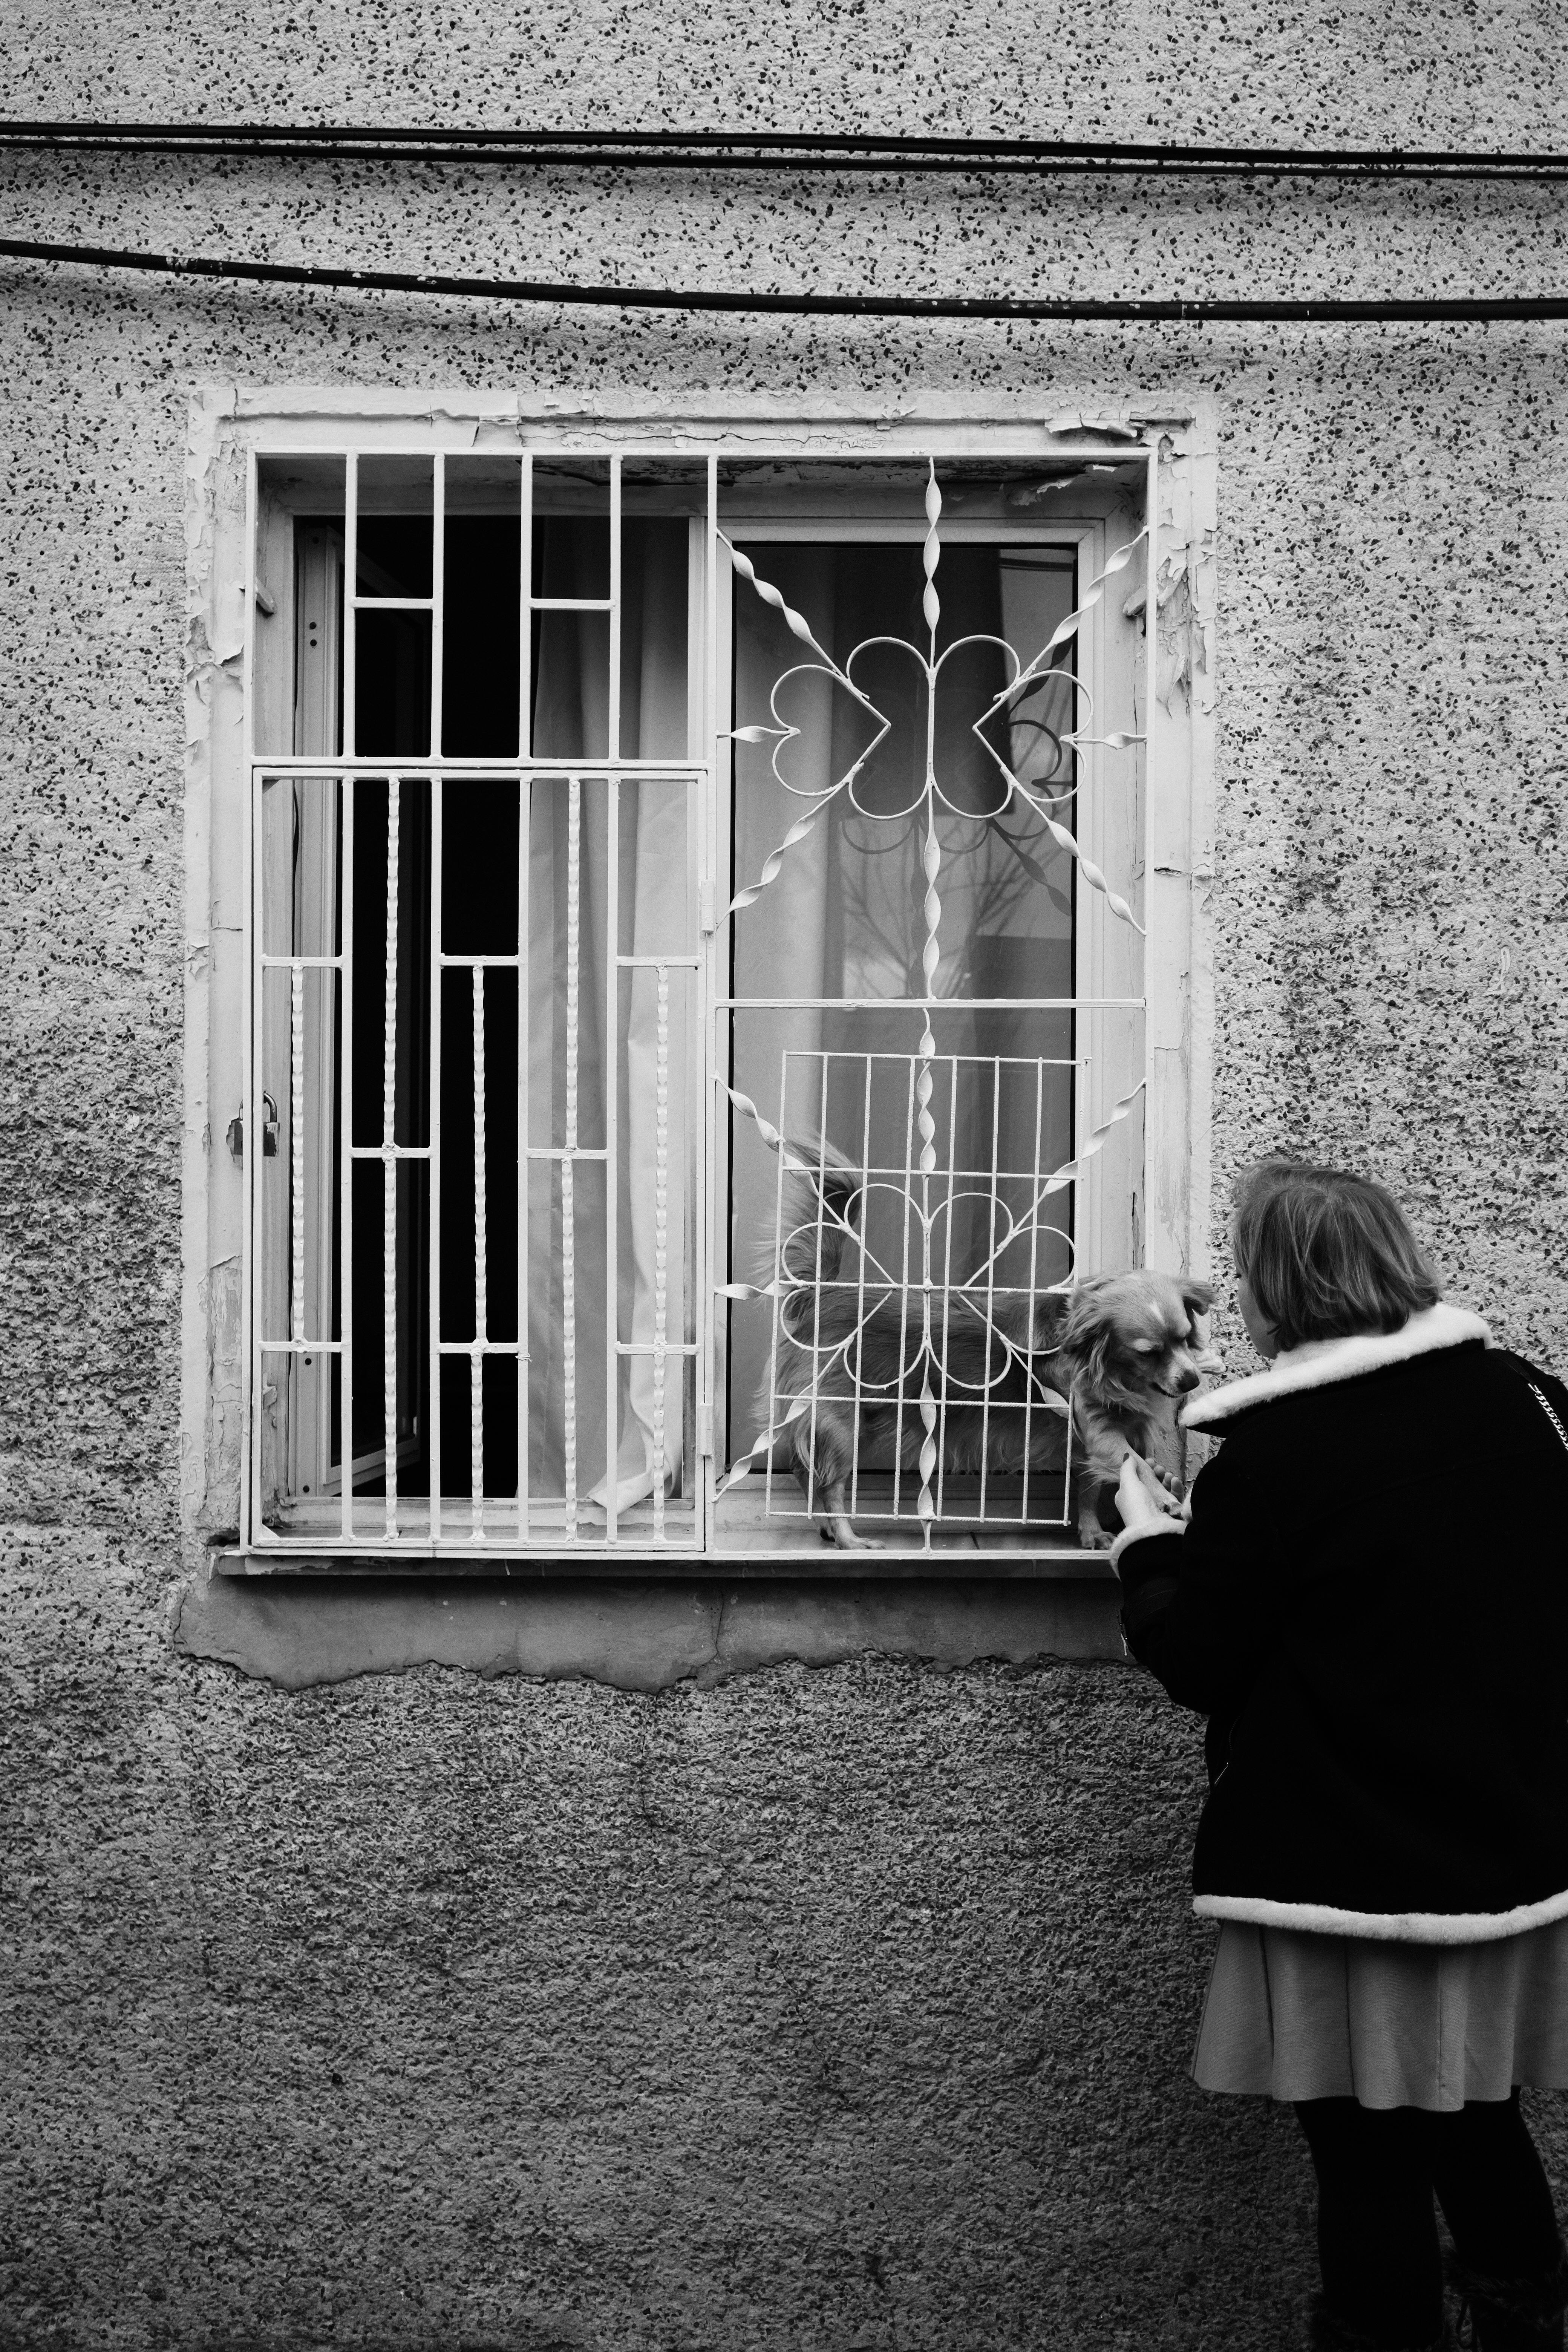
[526,519,692,1513]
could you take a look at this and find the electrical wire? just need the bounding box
[3,119,1568,181]
[3,236,1565,320]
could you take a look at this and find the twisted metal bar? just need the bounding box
[915,461,944,1537]
[289,960,305,1346]
[651,964,669,1541]
[560,779,580,1536]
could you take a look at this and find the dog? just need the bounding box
[763,1145,1216,1550]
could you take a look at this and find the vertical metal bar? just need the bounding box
[700,452,718,1545]
[241,451,258,1549]
[432,450,447,1545]
[651,962,669,1542]
[848,1056,872,1524]
[516,772,530,1542]
[891,1055,919,1526]
[471,964,486,1540]
[1141,452,1158,1247]
[427,777,443,1541]
[561,775,580,1537]
[980,1057,1001,1524]
[430,450,445,761]
[806,1057,827,1523]
[607,455,622,763]
[382,775,400,1539]
[290,962,306,1344]
[519,452,533,761]
[343,453,358,762]
[1022,1060,1045,1529]
[763,1042,788,1525]
[604,459,622,1540]
[248,775,266,1544]
[603,768,619,1540]
[936,1055,958,1525]
[338,773,355,1540]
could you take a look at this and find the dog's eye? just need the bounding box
[1130,1338,1161,1354]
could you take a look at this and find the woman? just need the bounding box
[1113,1159,1568,2352]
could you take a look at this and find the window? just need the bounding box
[193,408,1208,1565]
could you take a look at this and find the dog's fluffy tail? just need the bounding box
[777,1138,863,1301]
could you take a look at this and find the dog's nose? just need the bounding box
[1175,1366,1200,1392]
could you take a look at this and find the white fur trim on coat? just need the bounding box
[1194,1884,1568,1947]
[1180,1303,1491,1432]
[1108,1519,1185,1570]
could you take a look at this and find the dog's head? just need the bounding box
[1057,1272,1218,1406]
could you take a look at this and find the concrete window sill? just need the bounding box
[213,1545,1120,1581]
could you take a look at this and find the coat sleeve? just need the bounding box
[1112,1443,1277,1716]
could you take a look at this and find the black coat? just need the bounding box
[1116,1307,1568,1943]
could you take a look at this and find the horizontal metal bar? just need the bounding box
[759,1271,1069,1286]
[436,1341,530,1357]
[230,438,1142,465]
[619,954,702,969]
[530,596,614,611]
[719,995,1144,1011]
[349,1144,432,1160]
[13,239,1568,323]
[352,596,433,610]
[251,757,708,776]
[524,1145,608,1161]
[439,953,521,968]
[614,1342,700,1357]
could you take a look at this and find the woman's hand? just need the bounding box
[1116,1451,1185,1531]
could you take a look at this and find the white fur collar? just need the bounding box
[1180,1302,1491,1431]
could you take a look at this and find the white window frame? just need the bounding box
[181,392,1216,1572]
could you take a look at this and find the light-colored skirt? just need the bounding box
[1195,1918,1568,2112]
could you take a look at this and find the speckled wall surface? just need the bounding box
[5,6,1568,2344]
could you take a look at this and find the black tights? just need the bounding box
[1296,2092,1562,2347]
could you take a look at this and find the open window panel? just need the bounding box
[244,445,1150,1559]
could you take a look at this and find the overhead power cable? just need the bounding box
[3,236,1566,321]
[3,119,1568,181]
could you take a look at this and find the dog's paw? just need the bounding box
[1077,1523,1114,1552]
[822,1521,885,1551]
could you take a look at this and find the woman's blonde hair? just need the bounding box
[1232,1158,1442,1354]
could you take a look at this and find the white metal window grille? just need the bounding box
[242,444,1152,1559]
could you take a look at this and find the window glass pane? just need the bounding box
[356,456,432,597]
[531,457,610,760]
[355,608,432,756]
[441,777,520,957]
[443,455,522,758]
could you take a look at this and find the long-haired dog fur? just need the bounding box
[766,1144,1216,1550]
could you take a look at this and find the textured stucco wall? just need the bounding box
[5,5,1568,2344]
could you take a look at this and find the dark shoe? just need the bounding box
[1309,2289,1454,2349]
[1449,2246,1568,2350]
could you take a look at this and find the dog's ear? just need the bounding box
[1058,1282,1114,1389]
[1180,1279,1216,1323]
[1056,1282,1099,1356]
